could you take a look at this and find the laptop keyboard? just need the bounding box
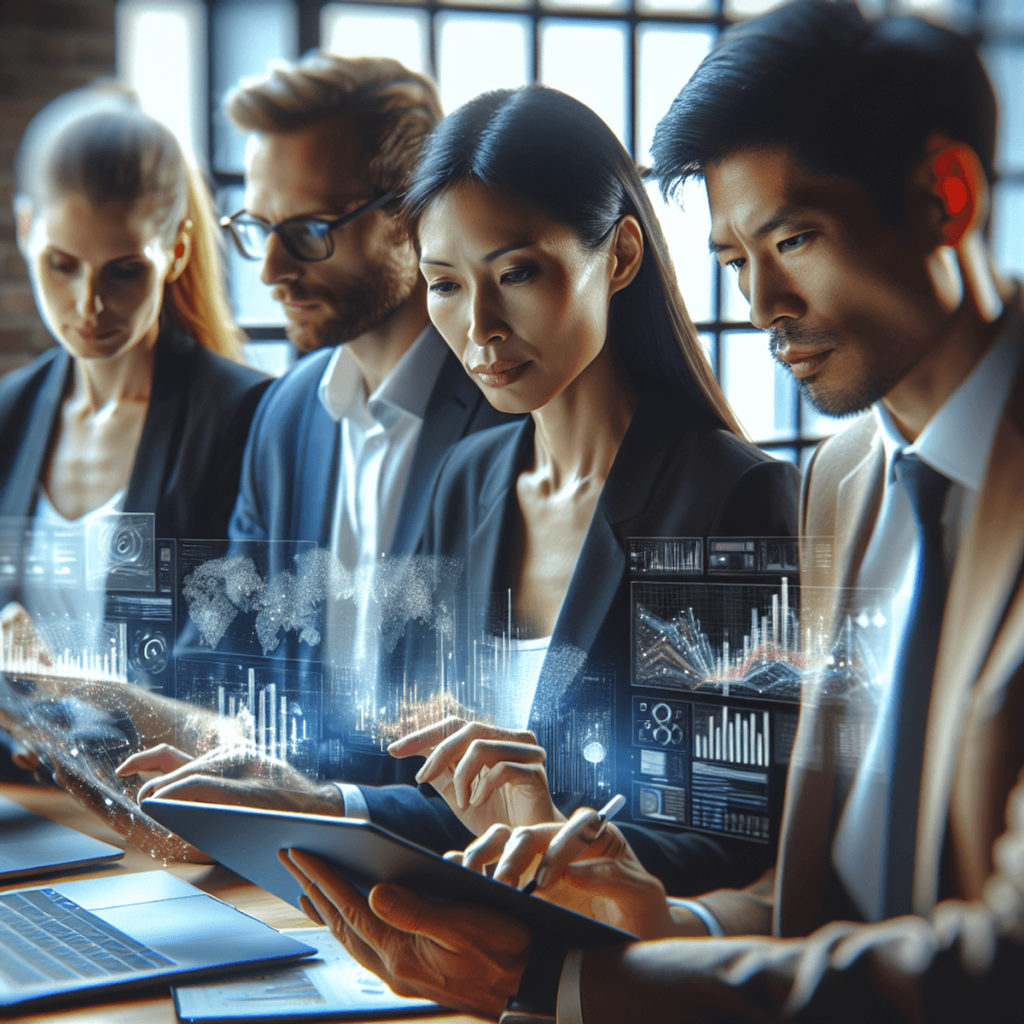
[0,888,175,984]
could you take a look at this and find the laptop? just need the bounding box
[0,794,124,880]
[0,870,316,1011]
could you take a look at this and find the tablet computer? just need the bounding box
[142,798,636,949]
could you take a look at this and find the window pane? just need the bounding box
[117,0,206,160]
[766,447,797,465]
[721,262,750,323]
[243,341,295,377]
[322,4,430,75]
[542,0,628,10]
[441,0,531,10]
[698,331,716,371]
[540,20,627,146]
[436,13,530,114]
[649,178,714,324]
[983,46,1024,172]
[636,24,715,165]
[219,184,287,328]
[212,0,297,174]
[723,0,790,18]
[637,0,715,15]
[985,0,1024,29]
[720,330,797,443]
[893,0,974,19]
[992,181,1024,278]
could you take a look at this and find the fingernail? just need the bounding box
[535,868,550,890]
[371,885,395,916]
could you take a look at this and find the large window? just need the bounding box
[117,0,1024,460]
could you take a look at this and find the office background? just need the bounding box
[2,0,1022,466]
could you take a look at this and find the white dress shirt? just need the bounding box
[832,307,1023,921]
[318,327,446,820]
[318,326,446,574]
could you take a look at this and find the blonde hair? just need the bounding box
[227,53,442,196]
[15,83,246,362]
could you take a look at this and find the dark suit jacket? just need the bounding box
[359,400,802,893]
[227,326,516,555]
[0,327,268,779]
[0,327,269,540]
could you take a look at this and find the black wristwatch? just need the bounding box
[499,941,566,1024]
[499,999,557,1024]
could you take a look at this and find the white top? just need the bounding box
[832,307,1023,921]
[318,326,445,573]
[493,635,552,732]
[316,327,446,683]
[22,486,126,626]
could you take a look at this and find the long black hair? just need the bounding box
[403,85,744,435]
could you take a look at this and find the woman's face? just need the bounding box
[20,192,179,362]
[417,182,624,415]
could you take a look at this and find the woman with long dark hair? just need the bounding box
[352,85,802,894]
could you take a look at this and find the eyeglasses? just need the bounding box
[219,190,398,262]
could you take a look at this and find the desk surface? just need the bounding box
[0,784,476,1024]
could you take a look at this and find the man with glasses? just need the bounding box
[163,55,515,819]
[221,53,512,559]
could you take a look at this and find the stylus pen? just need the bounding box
[522,793,627,895]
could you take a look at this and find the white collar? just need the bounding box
[317,324,446,425]
[873,298,1023,492]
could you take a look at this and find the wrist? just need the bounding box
[499,940,566,1024]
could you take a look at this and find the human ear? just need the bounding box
[165,219,194,283]
[607,215,644,297]
[915,137,988,248]
[915,137,1002,322]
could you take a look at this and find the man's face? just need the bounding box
[705,147,948,417]
[243,121,418,352]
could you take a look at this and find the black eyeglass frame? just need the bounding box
[219,190,399,262]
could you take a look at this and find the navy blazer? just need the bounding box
[228,326,516,555]
[0,328,269,540]
[359,400,802,892]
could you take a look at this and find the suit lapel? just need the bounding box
[536,404,671,712]
[466,419,533,612]
[1,350,70,518]
[125,330,184,520]
[778,419,884,936]
[915,361,1024,912]
[296,397,341,546]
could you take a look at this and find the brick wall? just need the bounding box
[0,0,117,380]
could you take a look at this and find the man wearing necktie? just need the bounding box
[279,4,1024,1021]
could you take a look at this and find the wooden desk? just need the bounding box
[1,784,475,1024]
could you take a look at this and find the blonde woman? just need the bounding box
[1,84,268,542]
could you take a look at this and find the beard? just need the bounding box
[768,324,896,419]
[282,242,419,354]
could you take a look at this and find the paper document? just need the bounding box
[172,927,439,1021]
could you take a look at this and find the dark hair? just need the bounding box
[650,0,997,224]
[15,83,244,360]
[404,85,744,434]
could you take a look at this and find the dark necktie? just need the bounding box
[883,453,952,917]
